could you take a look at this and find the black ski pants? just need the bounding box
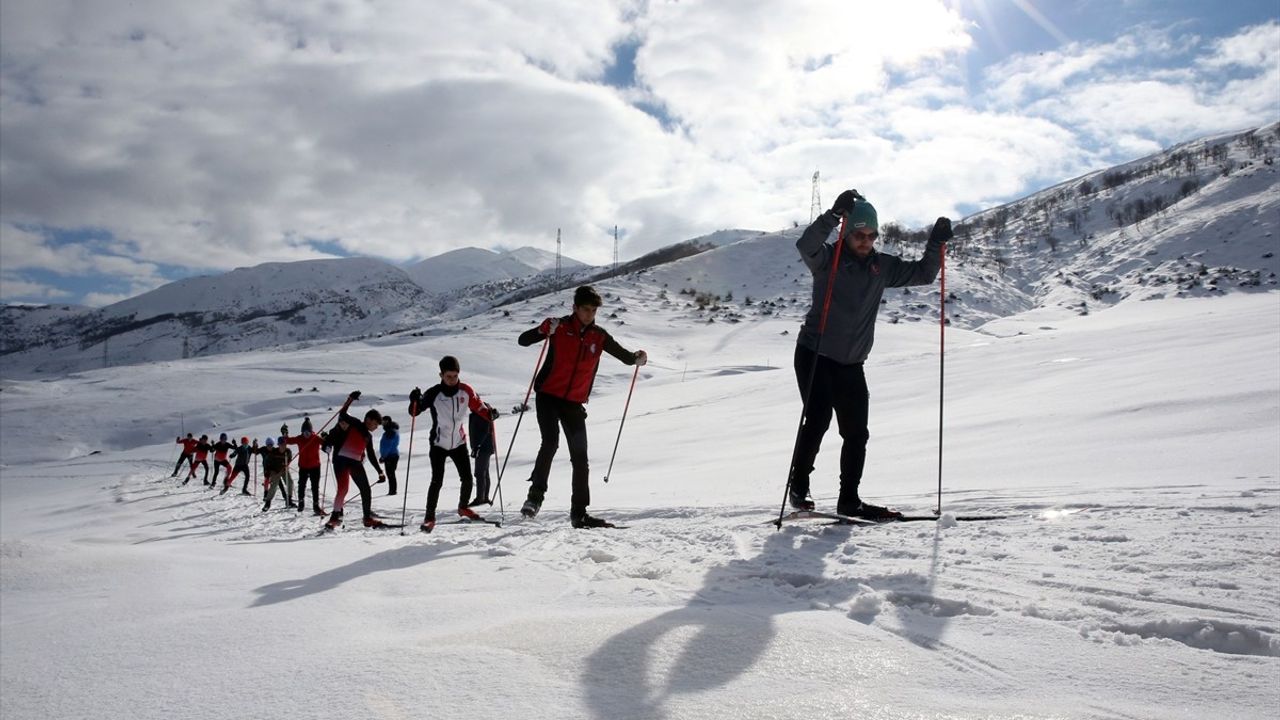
[472,443,493,501]
[527,392,590,515]
[297,466,321,510]
[189,459,209,484]
[383,455,399,494]
[211,459,232,486]
[172,453,193,477]
[426,445,472,517]
[792,343,869,510]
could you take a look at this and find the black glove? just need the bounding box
[409,387,421,403]
[830,189,860,217]
[348,390,361,401]
[929,217,953,244]
[280,423,289,436]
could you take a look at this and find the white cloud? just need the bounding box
[0,2,1277,305]
[1199,20,1280,69]
[0,273,72,302]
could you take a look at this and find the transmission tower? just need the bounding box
[556,228,562,284]
[809,170,822,222]
[613,225,619,273]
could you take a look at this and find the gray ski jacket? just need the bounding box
[796,210,944,365]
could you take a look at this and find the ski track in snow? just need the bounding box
[9,459,1271,720]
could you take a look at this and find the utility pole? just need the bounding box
[613,225,619,273]
[810,170,822,223]
[556,228,562,284]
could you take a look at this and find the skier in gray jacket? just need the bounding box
[790,189,952,518]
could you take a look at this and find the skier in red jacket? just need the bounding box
[321,391,386,530]
[285,417,326,516]
[516,285,647,528]
[183,435,211,486]
[172,434,198,478]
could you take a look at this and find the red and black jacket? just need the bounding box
[518,315,636,404]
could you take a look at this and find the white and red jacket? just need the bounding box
[410,382,486,451]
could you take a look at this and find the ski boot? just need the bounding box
[520,499,541,518]
[570,513,612,529]
[324,511,343,531]
[788,490,815,512]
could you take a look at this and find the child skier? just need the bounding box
[259,437,294,511]
[379,415,401,496]
[285,417,326,516]
[184,435,211,486]
[322,391,387,530]
[172,434,198,477]
[210,433,235,488]
[468,402,500,506]
[220,437,254,495]
[407,356,489,533]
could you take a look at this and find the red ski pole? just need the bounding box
[398,401,418,532]
[776,213,847,529]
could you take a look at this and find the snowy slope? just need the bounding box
[1,282,1277,720]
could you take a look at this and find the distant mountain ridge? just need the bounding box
[405,245,586,294]
[2,123,1276,378]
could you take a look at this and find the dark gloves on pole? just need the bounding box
[929,217,954,245]
[830,189,863,217]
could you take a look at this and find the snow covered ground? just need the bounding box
[2,283,1278,719]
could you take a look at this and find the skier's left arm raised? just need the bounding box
[883,217,952,288]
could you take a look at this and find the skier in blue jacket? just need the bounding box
[379,416,401,496]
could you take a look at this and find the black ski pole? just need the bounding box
[776,213,847,529]
[603,365,640,483]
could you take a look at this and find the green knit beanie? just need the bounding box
[843,200,878,236]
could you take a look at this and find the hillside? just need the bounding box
[0,257,435,376]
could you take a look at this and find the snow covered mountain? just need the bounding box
[405,245,587,294]
[0,257,435,377]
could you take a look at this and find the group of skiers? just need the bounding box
[166,284,644,533]
[166,190,953,531]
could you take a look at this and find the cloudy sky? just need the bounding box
[1,0,1277,307]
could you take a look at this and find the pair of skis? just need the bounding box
[421,515,504,533]
[774,509,1007,527]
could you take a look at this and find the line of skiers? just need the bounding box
[167,285,647,533]
[169,404,499,522]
